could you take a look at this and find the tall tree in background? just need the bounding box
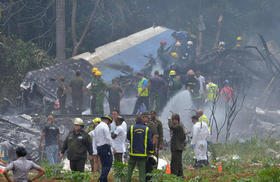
[56,0,65,61]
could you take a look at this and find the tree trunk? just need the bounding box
[56,0,66,62]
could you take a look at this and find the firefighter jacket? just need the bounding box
[127,122,154,158]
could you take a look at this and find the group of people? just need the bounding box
[57,68,124,115]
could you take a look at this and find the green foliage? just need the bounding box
[0,34,54,98]
[147,169,184,182]
[257,166,280,182]
[112,161,128,182]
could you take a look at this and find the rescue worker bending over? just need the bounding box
[127,111,154,182]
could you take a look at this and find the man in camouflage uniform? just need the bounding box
[57,77,66,114]
[88,67,98,114]
[60,118,93,172]
[90,71,107,115]
[69,71,85,114]
[106,79,124,113]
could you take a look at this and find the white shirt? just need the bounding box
[88,130,97,155]
[94,121,112,147]
[112,125,126,153]
[195,75,205,95]
[111,120,127,133]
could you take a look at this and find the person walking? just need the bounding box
[106,79,124,113]
[3,147,45,182]
[39,115,60,166]
[190,116,210,168]
[127,112,154,182]
[60,118,93,172]
[69,71,85,114]
[133,73,149,114]
[168,113,186,178]
[94,115,113,182]
[57,77,66,114]
[111,116,126,163]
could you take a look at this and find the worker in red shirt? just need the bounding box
[220,80,235,103]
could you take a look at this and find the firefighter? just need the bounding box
[92,71,107,115]
[185,70,201,109]
[133,73,149,114]
[168,70,182,98]
[127,112,154,182]
[88,67,99,114]
[236,36,243,48]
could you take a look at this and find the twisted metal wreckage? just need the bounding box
[0,26,280,164]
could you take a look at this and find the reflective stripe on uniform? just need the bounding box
[129,125,149,157]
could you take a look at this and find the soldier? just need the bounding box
[168,113,186,178]
[127,112,154,182]
[106,79,124,113]
[60,118,93,172]
[57,77,66,114]
[91,71,107,115]
[69,71,86,114]
[148,70,166,113]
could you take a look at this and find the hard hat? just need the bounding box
[237,36,242,41]
[101,115,113,122]
[169,70,176,76]
[73,118,84,125]
[148,155,158,166]
[91,67,98,73]
[187,41,193,46]
[225,80,229,84]
[175,41,182,47]
[160,41,167,46]
[92,117,101,124]
[95,71,102,76]
[171,52,179,59]
[171,113,180,121]
[219,41,225,46]
[187,69,195,75]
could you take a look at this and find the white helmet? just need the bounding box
[187,41,193,46]
[219,41,225,47]
[73,118,84,125]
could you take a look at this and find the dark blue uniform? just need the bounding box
[127,122,154,182]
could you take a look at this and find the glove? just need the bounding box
[190,144,194,149]
[207,141,210,146]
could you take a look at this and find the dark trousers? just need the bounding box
[72,95,83,114]
[90,96,96,114]
[59,97,66,114]
[114,153,123,163]
[70,159,86,172]
[109,100,120,114]
[171,150,183,177]
[133,96,149,114]
[97,144,113,182]
[194,159,209,168]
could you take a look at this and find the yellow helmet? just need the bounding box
[95,71,102,76]
[171,52,179,59]
[92,117,101,124]
[92,67,98,73]
[169,70,176,76]
[237,36,242,41]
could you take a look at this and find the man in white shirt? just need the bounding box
[95,115,113,182]
[195,70,206,99]
[190,115,210,168]
[111,109,127,133]
[111,116,126,163]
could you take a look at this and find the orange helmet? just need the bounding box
[187,69,195,75]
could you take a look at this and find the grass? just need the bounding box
[4,137,280,181]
